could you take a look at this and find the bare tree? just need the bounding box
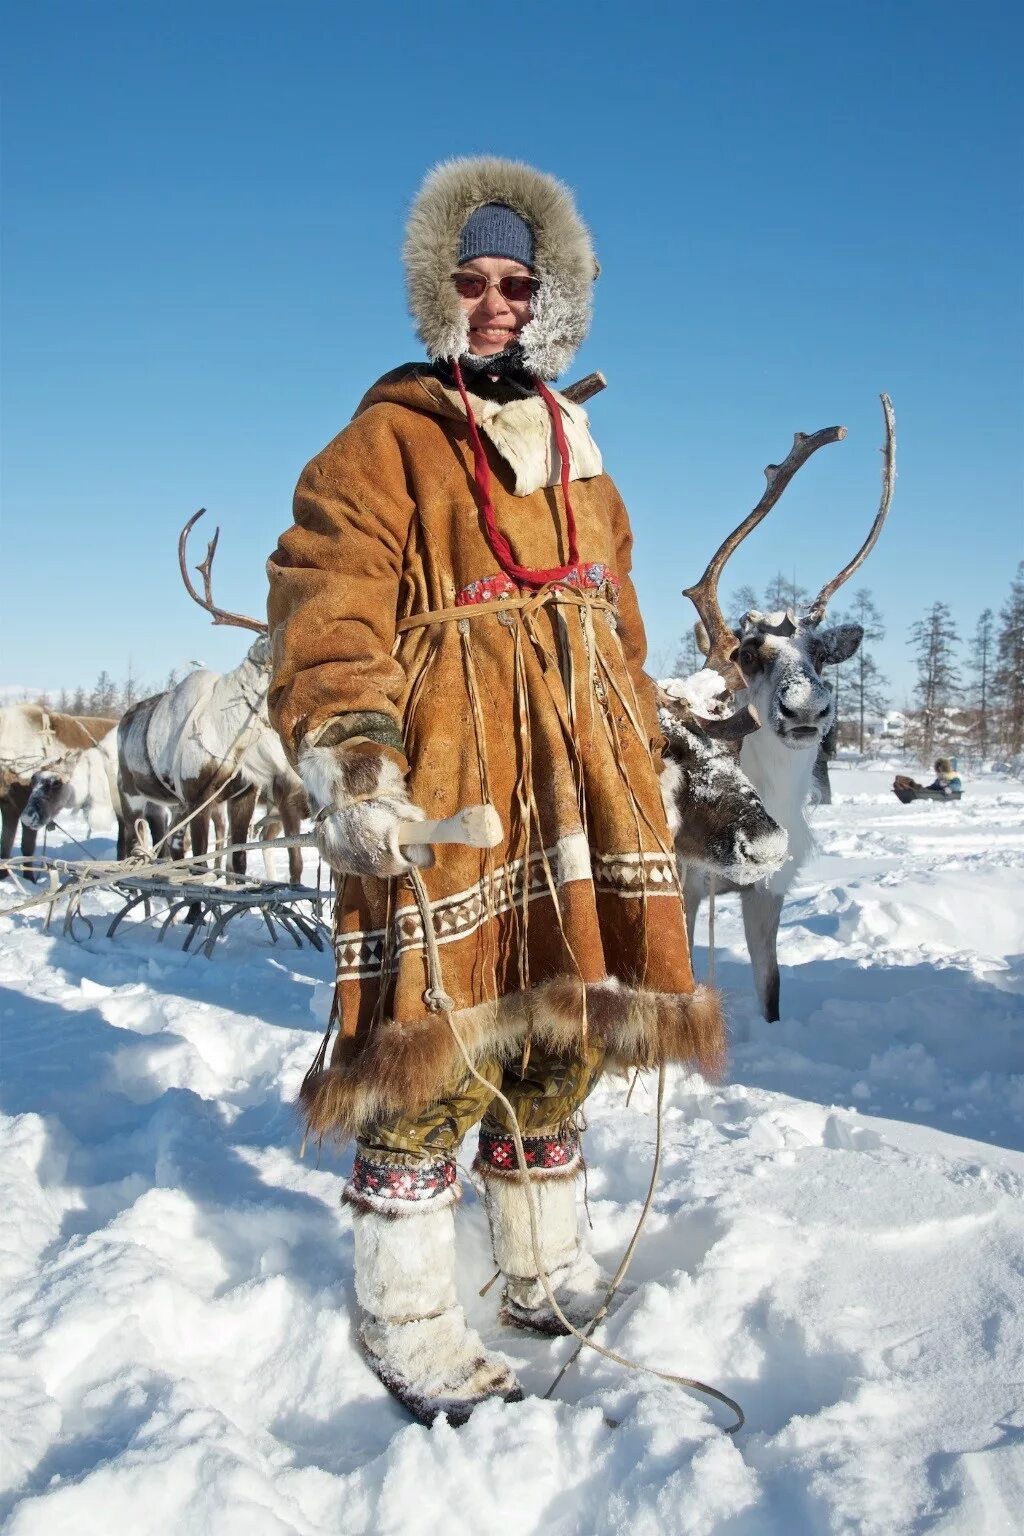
[727,583,761,627]
[994,562,1024,757]
[908,602,961,764]
[762,571,809,613]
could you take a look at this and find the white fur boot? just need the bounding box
[353,1200,522,1425]
[483,1174,611,1337]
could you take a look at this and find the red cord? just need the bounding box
[452,361,580,588]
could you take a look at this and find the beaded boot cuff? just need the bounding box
[343,1151,461,1215]
[474,1127,582,1182]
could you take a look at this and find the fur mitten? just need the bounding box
[298,732,433,879]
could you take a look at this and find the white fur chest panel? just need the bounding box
[738,725,816,893]
[439,387,602,495]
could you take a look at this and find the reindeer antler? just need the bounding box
[682,424,847,679]
[804,393,896,626]
[178,509,268,635]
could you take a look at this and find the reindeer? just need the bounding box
[0,706,119,877]
[21,728,170,860]
[678,395,895,1021]
[114,512,307,885]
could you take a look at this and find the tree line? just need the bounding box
[18,667,184,721]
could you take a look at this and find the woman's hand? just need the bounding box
[299,738,434,879]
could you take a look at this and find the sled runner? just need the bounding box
[106,872,331,957]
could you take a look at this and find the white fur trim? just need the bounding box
[659,756,682,838]
[404,157,597,379]
[484,1172,580,1280]
[353,1203,519,1410]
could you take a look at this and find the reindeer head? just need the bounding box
[683,394,895,754]
[21,763,74,831]
[657,687,788,883]
[730,609,864,752]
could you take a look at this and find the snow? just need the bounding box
[1,765,1022,1535]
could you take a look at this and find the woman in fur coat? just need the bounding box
[267,157,724,1425]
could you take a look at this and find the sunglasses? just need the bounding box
[450,272,540,302]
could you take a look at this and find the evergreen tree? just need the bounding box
[90,671,118,715]
[845,589,889,751]
[70,685,87,714]
[994,562,1024,757]
[57,688,69,711]
[121,661,141,712]
[967,608,996,760]
[908,602,961,764]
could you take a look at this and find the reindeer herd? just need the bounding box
[0,397,894,1021]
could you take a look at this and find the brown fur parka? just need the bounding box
[267,365,723,1143]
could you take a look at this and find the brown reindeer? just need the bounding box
[0,706,119,878]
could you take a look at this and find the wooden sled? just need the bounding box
[892,775,963,805]
[106,873,332,958]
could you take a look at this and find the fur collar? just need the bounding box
[435,386,603,496]
[403,157,598,380]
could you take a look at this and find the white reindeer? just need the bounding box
[118,639,306,883]
[680,395,895,1020]
[115,511,307,883]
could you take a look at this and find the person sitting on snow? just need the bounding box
[927,757,962,796]
[265,158,722,1425]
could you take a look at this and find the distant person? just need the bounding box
[926,757,962,796]
[892,756,963,804]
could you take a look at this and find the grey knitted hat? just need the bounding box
[457,202,535,268]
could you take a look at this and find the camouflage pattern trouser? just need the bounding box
[346,1045,605,1209]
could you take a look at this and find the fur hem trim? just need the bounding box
[300,976,725,1145]
[403,156,597,379]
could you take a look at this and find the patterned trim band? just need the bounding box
[455,561,620,609]
[334,835,678,980]
[347,1151,458,1208]
[476,1127,582,1179]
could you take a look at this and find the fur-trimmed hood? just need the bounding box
[403,157,598,380]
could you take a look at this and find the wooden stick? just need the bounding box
[397,804,503,849]
[561,371,607,405]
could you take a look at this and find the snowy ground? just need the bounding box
[1,763,1022,1535]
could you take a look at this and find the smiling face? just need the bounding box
[456,256,535,357]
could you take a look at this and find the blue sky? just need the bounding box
[3,0,1021,706]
